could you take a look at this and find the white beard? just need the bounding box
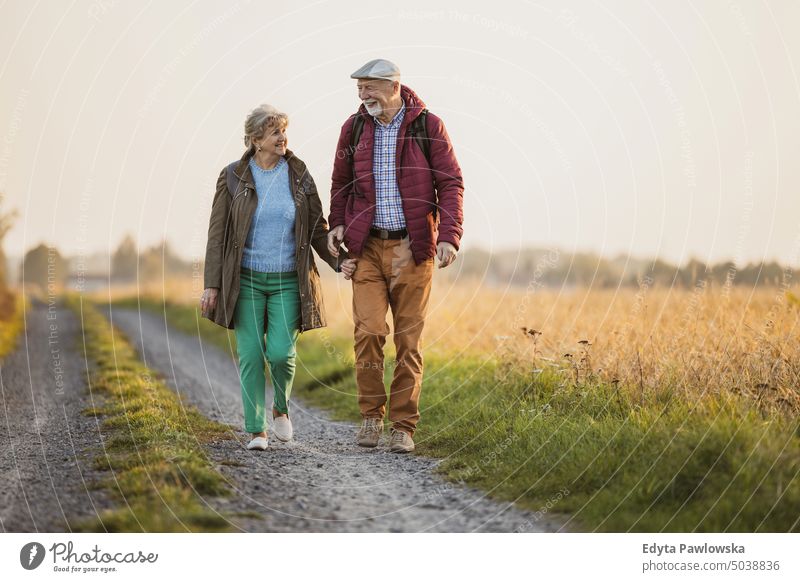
[364,101,383,117]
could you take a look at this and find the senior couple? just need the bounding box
[201,59,464,454]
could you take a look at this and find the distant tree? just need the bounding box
[139,239,192,282]
[677,258,709,288]
[711,260,738,287]
[111,233,138,282]
[640,258,678,287]
[456,248,493,280]
[741,261,786,286]
[0,195,18,318]
[21,243,68,293]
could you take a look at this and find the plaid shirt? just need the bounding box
[371,102,406,230]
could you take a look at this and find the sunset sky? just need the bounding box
[1,0,799,267]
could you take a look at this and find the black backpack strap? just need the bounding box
[226,161,240,198]
[408,109,437,221]
[347,113,366,197]
[349,113,365,157]
[408,108,431,165]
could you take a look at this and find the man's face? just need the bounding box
[357,79,397,117]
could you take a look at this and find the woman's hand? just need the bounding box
[200,288,219,316]
[327,225,345,257]
[340,258,358,280]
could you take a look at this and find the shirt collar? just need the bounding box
[374,101,405,128]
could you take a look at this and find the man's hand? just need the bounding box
[327,225,345,257]
[340,258,358,280]
[200,288,219,317]
[436,242,457,269]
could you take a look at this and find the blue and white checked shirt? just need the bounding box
[371,102,406,230]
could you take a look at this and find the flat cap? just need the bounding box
[350,58,401,82]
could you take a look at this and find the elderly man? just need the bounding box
[327,58,464,453]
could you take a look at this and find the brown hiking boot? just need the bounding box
[356,417,383,447]
[389,428,415,453]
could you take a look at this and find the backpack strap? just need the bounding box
[408,108,431,165]
[409,109,437,222]
[347,113,366,197]
[225,161,241,198]
[349,113,366,156]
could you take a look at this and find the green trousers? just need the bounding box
[234,267,301,433]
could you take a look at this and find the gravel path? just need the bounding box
[0,298,116,532]
[106,305,563,532]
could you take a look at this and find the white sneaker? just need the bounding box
[272,415,293,442]
[246,436,268,450]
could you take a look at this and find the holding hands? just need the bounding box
[327,225,345,257]
[340,258,358,280]
[328,226,357,280]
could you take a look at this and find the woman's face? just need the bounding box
[253,122,287,155]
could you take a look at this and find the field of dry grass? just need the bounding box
[92,272,800,416]
[344,276,799,415]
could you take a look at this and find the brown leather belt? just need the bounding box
[369,227,407,240]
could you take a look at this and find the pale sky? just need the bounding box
[2,0,799,267]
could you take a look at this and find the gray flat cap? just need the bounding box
[350,58,400,82]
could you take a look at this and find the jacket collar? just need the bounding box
[233,146,307,188]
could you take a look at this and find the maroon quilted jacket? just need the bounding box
[329,85,464,265]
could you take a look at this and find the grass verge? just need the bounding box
[66,294,238,532]
[0,292,26,359]
[123,295,800,532]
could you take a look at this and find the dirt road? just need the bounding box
[0,298,116,532]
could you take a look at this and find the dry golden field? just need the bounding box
[97,272,800,414]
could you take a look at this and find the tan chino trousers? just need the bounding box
[351,235,434,436]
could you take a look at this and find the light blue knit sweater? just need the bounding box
[241,157,297,273]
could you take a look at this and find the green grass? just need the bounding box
[122,295,800,532]
[66,294,239,532]
[295,344,800,532]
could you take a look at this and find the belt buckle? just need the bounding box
[379,229,389,240]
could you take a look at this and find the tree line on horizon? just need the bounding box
[8,234,795,292]
[16,234,194,292]
[455,247,793,289]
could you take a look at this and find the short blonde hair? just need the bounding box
[243,104,288,148]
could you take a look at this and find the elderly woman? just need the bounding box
[200,104,356,451]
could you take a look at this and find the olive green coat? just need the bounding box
[202,147,347,332]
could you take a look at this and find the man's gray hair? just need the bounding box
[243,104,288,147]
